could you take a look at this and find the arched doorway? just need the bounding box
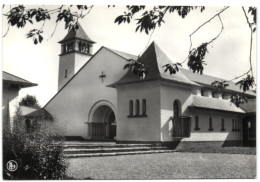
[88,102,116,140]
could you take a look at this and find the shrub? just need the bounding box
[3,107,68,179]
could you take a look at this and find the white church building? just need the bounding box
[44,24,256,146]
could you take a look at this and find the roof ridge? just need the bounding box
[103,46,138,60]
[58,23,95,43]
[3,71,32,83]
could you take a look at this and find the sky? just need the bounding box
[2,2,257,106]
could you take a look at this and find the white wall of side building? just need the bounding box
[185,110,242,142]
[160,82,194,142]
[116,81,161,142]
[159,82,243,142]
[45,48,128,138]
[2,88,19,124]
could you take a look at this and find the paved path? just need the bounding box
[66,152,256,179]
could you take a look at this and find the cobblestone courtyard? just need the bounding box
[66,152,256,179]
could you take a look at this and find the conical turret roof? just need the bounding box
[110,41,199,87]
[58,23,95,43]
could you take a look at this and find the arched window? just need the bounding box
[142,99,146,116]
[194,116,200,130]
[129,100,133,116]
[221,118,225,131]
[78,42,82,51]
[209,117,214,131]
[173,99,181,118]
[25,119,31,133]
[135,99,140,116]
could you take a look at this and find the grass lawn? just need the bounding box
[66,152,256,179]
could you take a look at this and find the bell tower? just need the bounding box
[58,23,95,90]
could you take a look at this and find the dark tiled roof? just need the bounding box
[189,95,245,113]
[110,42,199,87]
[180,68,256,96]
[59,23,95,43]
[239,99,256,113]
[3,71,37,87]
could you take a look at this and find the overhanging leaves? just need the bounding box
[187,43,208,74]
[124,59,148,79]
[230,94,248,107]
[27,29,44,44]
[163,63,182,74]
[211,80,229,93]
[235,75,255,92]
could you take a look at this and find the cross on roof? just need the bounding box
[99,71,106,82]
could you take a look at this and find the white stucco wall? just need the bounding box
[45,48,128,137]
[116,81,161,142]
[160,82,243,142]
[58,53,75,90]
[2,87,19,128]
[160,82,194,142]
[185,109,242,142]
[58,52,91,90]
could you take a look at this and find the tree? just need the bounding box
[3,107,67,179]
[19,94,41,108]
[2,5,256,106]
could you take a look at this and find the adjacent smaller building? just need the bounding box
[2,71,37,128]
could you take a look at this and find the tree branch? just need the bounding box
[190,6,229,36]
[188,6,229,53]
[82,5,94,18]
[242,6,254,77]
[47,5,63,40]
[3,23,10,38]
[2,5,11,38]
[207,15,224,44]
[228,70,250,82]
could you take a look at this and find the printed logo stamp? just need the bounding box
[6,160,18,172]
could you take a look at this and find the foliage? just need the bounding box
[188,43,208,74]
[3,107,67,179]
[248,7,257,32]
[27,29,43,44]
[163,63,182,74]
[56,8,79,31]
[3,5,256,106]
[230,94,248,107]
[115,6,205,34]
[235,75,255,92]
[211,80,229,93]
[19,94,41,109]
[124,59,148,79]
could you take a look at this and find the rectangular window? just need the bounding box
[201,90,205,96]
[142,99,146,116]
[128,100,133,116]
[221,118,226,131]
[208,117,214,131]
[194,116,200,130]
[232,118,241,131]
[65,69,68,78]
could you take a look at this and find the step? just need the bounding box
[64,144,163,149]
[64,146,168,154]
[65,150,175,158]
[64,142,162,148]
